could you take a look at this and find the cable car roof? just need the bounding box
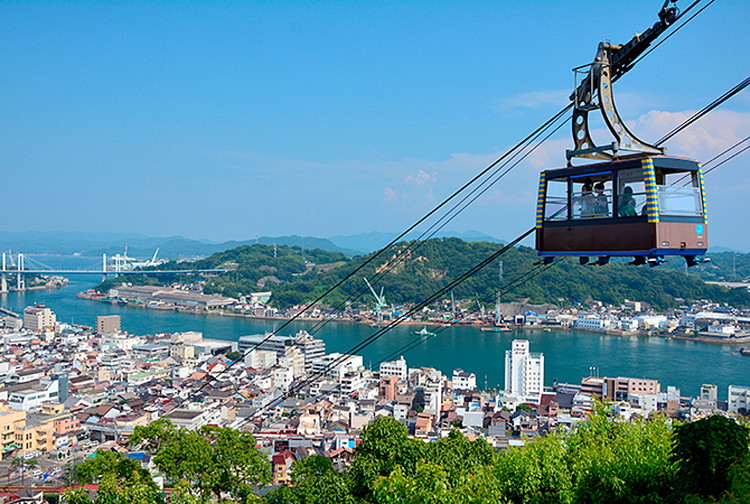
[542,155,701,178]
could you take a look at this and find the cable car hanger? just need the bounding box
[567,0,679,165]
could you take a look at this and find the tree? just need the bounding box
[70,451,163,504]
[348,417,424,500]
[73,450,151,485]
[672,415,750,499]
[132,420,270,504]
[289,455,354,504]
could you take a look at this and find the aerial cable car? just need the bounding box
[535,0,708,267]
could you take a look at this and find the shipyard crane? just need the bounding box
[363,277,387,324]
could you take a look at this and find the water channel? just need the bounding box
[1,255,748,399]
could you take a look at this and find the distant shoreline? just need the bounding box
[76,291,750,346]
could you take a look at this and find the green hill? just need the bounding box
[97,238,750,311]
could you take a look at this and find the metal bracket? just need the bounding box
[567,43,665,164]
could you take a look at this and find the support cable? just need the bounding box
[304,110,570,338]
[248,227,536,419]
[374,261,557,367]
[655,76,750,146]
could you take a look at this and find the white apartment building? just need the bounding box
[574,317,612,330]
[310,353,363,380]
[701,384,718,403]
[271,366,294,391]
[239,330,324,370]
[245,349,278,370]
[379,356,408,380]
[422,376,443,416]
[728,385,750,414]
[23,306,56,332]
[452,369,477,390]
[8,379,60,410]
[504,339,544,403]
[341,372,365,395]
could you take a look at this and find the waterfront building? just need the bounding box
[728,385,750,414]
[110,285,235,309]
[700,383,718,403]
[131,343,170,360]
[379,356,407,380]
[504,339,544,403]
[574,317,612,331]
[96,315,121,334]
[23,305,55,332]
[452,369,477,390]
[581,376,660,401]
[170,342,195,360]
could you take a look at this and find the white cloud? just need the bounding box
[404,169,436,186]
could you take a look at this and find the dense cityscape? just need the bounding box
[0,290,746,501]
[2,0,750,501]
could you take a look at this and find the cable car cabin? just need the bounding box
[535,156,708,266]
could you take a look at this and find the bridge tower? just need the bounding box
[16,253,25,291]
[1,252,7,293]
[102,253,108,283]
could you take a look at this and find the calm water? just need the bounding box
[2,255,749,399]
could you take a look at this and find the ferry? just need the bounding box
[414,327,436,338]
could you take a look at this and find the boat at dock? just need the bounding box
[481,325,511,333]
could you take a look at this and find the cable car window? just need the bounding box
[617,168,647,217]
[544,178,568,221]
[656,169,703,217]
[571,174,612,219]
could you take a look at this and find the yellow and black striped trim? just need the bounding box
[698,165,708,224]
[642,159,660,223]
[535,173,547,229]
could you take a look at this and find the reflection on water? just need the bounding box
[1,255,749,399]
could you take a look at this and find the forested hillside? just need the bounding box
[99,239,750,310]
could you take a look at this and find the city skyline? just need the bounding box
[2,1,749,249]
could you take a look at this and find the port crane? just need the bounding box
[363,277,387,324]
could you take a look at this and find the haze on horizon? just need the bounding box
[1,1,749,250]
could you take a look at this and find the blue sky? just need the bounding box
[2,1,749,249]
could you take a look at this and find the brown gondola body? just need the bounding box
[535,156,708,266]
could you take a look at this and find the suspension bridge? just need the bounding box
[0,252,227,292]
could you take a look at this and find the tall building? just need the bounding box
[728,385,750,414]
[23,305,56,331]
[96,315,121,334]
[504,339,544,403]
[379,356,407,380]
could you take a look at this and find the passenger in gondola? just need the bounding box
[618,186,637,217]
[577,182,596,218]
[593,182,609,217]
